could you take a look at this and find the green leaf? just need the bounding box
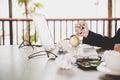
[18,0,24,6]
[34,3,43,8]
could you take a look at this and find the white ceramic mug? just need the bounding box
[103,50,120,72]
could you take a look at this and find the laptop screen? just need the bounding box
[31,13,55,51]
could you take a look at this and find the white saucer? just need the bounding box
[79,44,93,49]
[97,62,120,76]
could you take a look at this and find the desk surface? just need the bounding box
[0,45,120,80]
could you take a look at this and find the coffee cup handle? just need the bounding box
[98,56,102,61]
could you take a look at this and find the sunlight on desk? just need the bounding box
[0,45,120,80]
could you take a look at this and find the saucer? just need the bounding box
[97,62,120,76]
[79,44,93,49]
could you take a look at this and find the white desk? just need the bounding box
[0,45,119,80]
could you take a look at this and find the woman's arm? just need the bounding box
[112,28,120,43]
[83,31,115,50]
[75,21,120,50]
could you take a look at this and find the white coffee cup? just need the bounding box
[103,50,120,72]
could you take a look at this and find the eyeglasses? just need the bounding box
[76,55,102,62]
[76,55,102,70]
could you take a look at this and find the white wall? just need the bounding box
[12,0,108,18]
[1,0,120,18]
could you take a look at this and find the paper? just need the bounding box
[55,53,76,69]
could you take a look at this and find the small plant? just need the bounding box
[17,0,43,44]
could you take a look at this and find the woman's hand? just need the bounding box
[75,21,89,37]
[114,44,120,52]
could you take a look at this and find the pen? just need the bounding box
[80,27,86,34]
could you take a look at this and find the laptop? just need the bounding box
[30,13,57,59]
